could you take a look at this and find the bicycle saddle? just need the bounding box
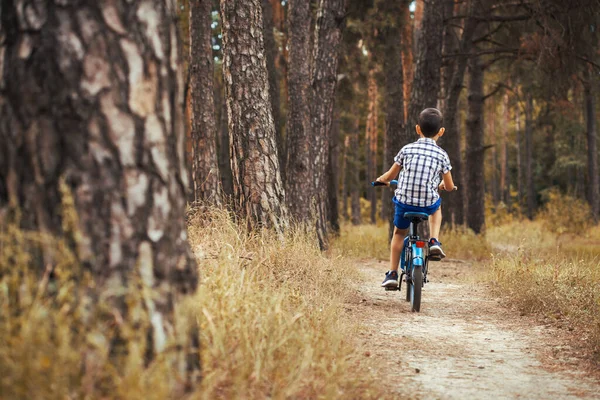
[404,212,429,221]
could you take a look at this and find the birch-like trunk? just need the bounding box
[221,0,289,232]
[366,68,379,224]
[525,94,535,219]
[0,0,199,391]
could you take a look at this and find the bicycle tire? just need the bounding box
[411,265,423,312]
[405,276,412,302]
[404,249,412,302]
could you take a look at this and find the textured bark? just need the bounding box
[401,0,413,121]
[341,134,350,220]
[405,0,444,145]
[262,0,285,177]
[221,0,289,232]
[365,68,379,224]
[190,0,222,205]
[465,57,485,234]
[285,0,314,222]
[0,0,198,390]
[349,92,361,226]
[380,0,407,236]
[310,0,346,249]
[214,69,234,196]
[488,98,499,205]
[525,94,535,219]
[584,77,599,221]
[328,111,340,233]
[501,93,510,205]
[440,13,478,227]
[516,102,523,209]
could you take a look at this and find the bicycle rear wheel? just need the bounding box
[410,266,423,312]
[405,275,412,302]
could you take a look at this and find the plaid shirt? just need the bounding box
[394,138,452,207]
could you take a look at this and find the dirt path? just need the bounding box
[350,259,600,399]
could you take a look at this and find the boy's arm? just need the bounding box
[439,171,456,191]
[376,163,401,185]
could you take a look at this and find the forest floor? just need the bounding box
[348,259,600,399]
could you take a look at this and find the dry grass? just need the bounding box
[187,208,387,399]
[484,196,600,361]
[0,207,387,399]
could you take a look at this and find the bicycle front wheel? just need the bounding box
[410,265,423,312]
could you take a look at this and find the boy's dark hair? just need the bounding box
[418,108,443,137]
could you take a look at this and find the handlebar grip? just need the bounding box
[371,181,387,187]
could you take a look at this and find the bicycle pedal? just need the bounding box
[428,255,442,262]
[384,286,399,291]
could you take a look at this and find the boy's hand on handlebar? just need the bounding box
[372,179,389,187]
[439,183,458,191]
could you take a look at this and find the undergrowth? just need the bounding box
[1,207,387,399]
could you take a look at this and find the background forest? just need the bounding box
[0,0,599,399]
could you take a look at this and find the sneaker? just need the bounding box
[381,270,399,287]
[429,238,446,260]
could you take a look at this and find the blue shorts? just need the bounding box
[393,197,441,229]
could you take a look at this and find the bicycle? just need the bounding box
[372,179,449,312]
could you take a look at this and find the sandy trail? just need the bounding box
[350,259,600,399]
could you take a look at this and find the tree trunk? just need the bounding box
[215,67,234,197]
[584,76,599,221]
[405,0,444,146]
[341,135,350,220]
[221,0,289,232]
[488,97,499,205]
[366,68,379,224]
[190,0,222,205]
[262,0,285,178]
[350,101,361,226]
[516,101,523,210]
[328,110,341,233]
[401,0,414,121]
[501,93,511,205]
[440,14,478,227]
[525,94,535,219]
[0,0,199,390]
[285,0,314,223]
[380,0,407,236]
[465,56,485,234]
[310,0,346,249]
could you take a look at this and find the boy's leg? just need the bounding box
[390,227,408,272]
[428,207,446,258]
[429,207,442,240]
[382,226,408,287]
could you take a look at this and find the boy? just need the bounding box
[375,108,455,288]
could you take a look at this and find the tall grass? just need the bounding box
[188,209,385,399]
[0,208,387,399]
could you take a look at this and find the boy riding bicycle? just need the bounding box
[375,108,455,288]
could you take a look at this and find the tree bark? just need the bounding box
[366,68,379,224]
[262,0,285,177]
[488,97,500,205]
[350,92,361,226]
[401,0,414,121]
[341,134,350,220]
[214,67,234,197]
[285,0,314,223]
[465,56,486,234]
[584,76,599,221]
[328,110,341,233]
[516,100,523,210]
[310,0,346,249]
[405,0,444,145]
[221,0,289,232]
[439,13,478,227]
[501,93,510,205]
[190,0,222,205]
[380,0,407,236]
[0,0,199,390]
[525,94,535,219]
